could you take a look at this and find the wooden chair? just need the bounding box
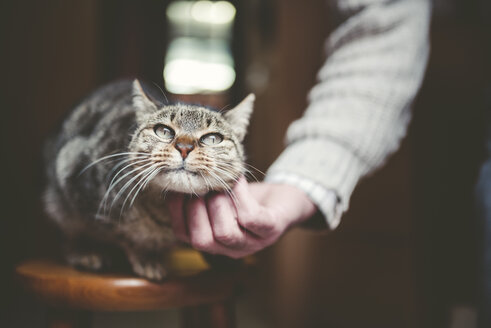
[15,249,252,328]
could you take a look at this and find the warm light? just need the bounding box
[166,1,192,23]
[164,58,235,94]
[191,1,236,25]
[164,1,237,94]
[112,279,146,287]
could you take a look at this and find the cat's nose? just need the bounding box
[175,142,195,160]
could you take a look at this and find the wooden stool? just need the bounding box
[15,249,252,328]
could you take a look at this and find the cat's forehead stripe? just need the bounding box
[156,105,223,131]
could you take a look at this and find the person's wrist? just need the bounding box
[265,183,317,228]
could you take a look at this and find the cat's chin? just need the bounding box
[152,170,209,196]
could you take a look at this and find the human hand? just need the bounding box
[166,177,317,258]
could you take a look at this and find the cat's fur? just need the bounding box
[43,79,254,280]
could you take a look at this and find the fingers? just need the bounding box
[167,192,247,254]
[166,193,189,242]
[233,179,280,238]
[166,178,282,258]
[186,197,215,252]
[207,193,247,249]
[185,196,250,258]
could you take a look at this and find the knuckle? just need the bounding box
[238,212,254,226]
[239,207,261,224]
[190,235,213,250]
[245,219,278,235]
[214,230,245,248]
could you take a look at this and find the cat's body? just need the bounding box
[43,80,254,280]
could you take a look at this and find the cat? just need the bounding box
[43,79,254,280]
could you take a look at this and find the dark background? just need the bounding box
[1,0,491,327]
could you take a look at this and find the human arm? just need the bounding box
[267,0,432,228]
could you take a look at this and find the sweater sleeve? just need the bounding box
[266,0,431,229]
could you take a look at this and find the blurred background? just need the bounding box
[1,0,491,327]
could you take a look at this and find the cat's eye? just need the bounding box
[153,124,175,141]
[200,133,223,146]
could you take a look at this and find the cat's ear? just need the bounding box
[132,79,161,123]
[224,94,255,141]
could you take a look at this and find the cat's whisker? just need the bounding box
[143,166,163,190]
[121,166,158,214]
[224,188,239,210]
[152,82,169,104]
[120,165,162,217]
[242,168,259,183]
[106,158,153,194]
[98,162,155,217]
[215,162,259,182]
[78,152,150,176]
[104,158,151,186]
[110,164,158,215]
[206,168,229,188]
[243,163,266,177]
[183,172,199,198]
[242,169,259,183]
[218,104,231,113]
[206,169,238,206]
[240,163,265,182]
[199,168,219,190]
[189,181,198,198]
[106,156,151,182]
[129,165,164,209]
[219,161,265,178]
[198,171,213,193]
[160,179,173,200]
[201,170,219,195]
[214,161,245,172]
[212,166,240,185]
[210,166,235,181]
[100,159,154,214]
[212,163,242,182]
[102,163,152,207]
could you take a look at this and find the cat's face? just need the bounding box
[128,80,254,195]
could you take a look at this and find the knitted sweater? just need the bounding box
[266,0,431,228]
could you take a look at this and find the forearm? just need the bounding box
[267,0,432,228]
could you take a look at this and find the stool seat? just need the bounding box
[15,250,252,327]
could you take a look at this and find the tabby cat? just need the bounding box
[43,79,254,280]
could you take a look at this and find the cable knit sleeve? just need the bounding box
[266,0,431,228]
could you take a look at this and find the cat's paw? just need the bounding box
[67,253,104,271]
[127,252,168,281]
[131,260,168,281]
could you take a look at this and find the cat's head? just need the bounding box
[128,80,254,195]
